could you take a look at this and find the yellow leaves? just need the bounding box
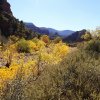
[19,39,46,52]
[0,63,19,80]
[0,60,37,89]
[36,40,46,50]
[40,53,53,63]
[27,40,37,52]
[9,44,17,52]
[0,63,20,89]
[40,42,69,64]
[53,42,69,58]
[22,60,36,78]
[0,38,70,91]
[16,39,45,53]
[41,53,61,64]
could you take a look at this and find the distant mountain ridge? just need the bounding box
[40,27,75,38]
[25,23,49,35]
[25,23,75,38]
[25,23,87,42]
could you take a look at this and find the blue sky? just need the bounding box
[8,0,100,31]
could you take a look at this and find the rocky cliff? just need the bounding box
[0,0,38,39]
[0,0,12,14]
[63,29,87,43]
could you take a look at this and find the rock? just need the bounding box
[0,0,12,15]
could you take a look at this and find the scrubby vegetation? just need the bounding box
[27,50,100,100]
[0,29,100,100]
[0,35,69,100]
[0,1,100,100]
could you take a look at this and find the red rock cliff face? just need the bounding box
[1,0,12,15]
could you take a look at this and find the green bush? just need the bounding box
[53,36,62,43]
[17,38,30,53]
[85,39,100,53]
[78,39,100,54]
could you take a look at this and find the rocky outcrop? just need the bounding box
[0,0,39,39]
[63,29,87,43]
[0,1,15,37]
[0,0,12,15]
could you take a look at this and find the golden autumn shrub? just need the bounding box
[36,40,46,50]
[40,35,50,44]
[27,40,37,52]
[40,42,69,64]
[0,63,20,89]
[0,37,70,99]
[53,42,69,57]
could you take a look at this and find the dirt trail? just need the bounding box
[69,47,78,53]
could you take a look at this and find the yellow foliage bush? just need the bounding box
[36,40,46,50]
[0,38,69,93]
[41,52,61,64]
[27,40,37,52]
[40,53,53,63]
[40,35,50,43]
[22,60,37,79]
[40,42,69,64]
[9,44,17,52]
[53,42,69,57]
[0,59,37,90]
[0,63,20,89]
